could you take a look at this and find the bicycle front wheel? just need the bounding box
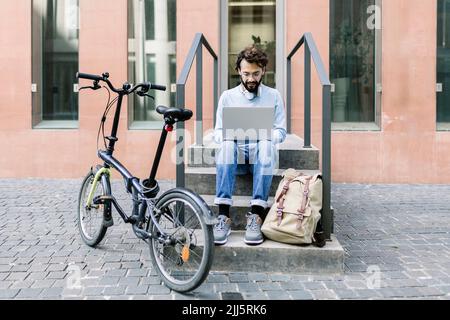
[149,190,214,293]
[77,168,110,247]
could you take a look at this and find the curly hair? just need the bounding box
[235,45,269,71]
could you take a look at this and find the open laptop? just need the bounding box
[222,106,275,142]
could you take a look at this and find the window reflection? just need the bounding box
[228,0,276,89]
[330,0,376,123]
[32,0,79,125]
[438,0,450,123]
[128,0,176,124]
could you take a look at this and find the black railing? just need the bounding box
[287,32,333,240]
[176,33,218,188]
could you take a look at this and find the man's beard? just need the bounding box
[241,77,262,93]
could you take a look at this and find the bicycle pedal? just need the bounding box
[127,215,139,224]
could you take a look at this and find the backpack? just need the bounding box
[261,168,322,245]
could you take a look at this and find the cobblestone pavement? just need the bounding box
[0,179,449,300]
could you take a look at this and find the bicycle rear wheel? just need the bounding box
[77,168,111,247]
[148,190,214,292]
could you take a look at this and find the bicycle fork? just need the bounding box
[85,167,111,208]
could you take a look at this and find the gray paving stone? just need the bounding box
[6,272,28,281]
[237,282,261,293]
[125,285,149,295]
[311,289,338,300]
[265,290,291,300]
[0,281,13,290]
[269,274,291,282]
[302,282,327,291]
[288,290,314,300]
[83,287,105,296]
[332,289,360,300]
[139,276,162,286]
[214,283,238,292]
[247,273,269,282]
[31,279,57,289]
[118,277,140,287]
[258,282,282,291]
[99,277,120,286]
[0,289,19,299]
[147,285,171,295]
[206,274,230,283]
[16,288,43,299]
[151,294,174,300]
[2,180,450,301]
[229,273,249,283]
[40,287,64,298]
[242,291,268,300]
[10,280,34,289]
[103,286,127,296]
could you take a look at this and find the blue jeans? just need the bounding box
[214,140,278,209]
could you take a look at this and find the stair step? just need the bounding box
[186,167,321,196]
[211,232,344,274]
[188,133,319,170]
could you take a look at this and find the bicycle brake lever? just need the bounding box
[137,91,155,100]
[79,84,101,91]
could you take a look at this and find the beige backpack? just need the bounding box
[261,169,322,245]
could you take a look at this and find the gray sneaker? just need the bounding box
[244,213,264,245]
[214,215,232,245]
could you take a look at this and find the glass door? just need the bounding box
[227,0,276,89]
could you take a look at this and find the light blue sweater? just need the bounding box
[214,84,287,145]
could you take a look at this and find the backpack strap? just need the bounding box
[296,176,312,229]
[276,180,292,226]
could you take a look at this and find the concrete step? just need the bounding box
[186,167,321,196]
[188,133,319,170]
[210,232,344,274]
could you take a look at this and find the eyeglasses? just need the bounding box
[240,71,262,80]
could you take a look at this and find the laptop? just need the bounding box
[222,106,275,142]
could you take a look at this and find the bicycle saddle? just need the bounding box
[156,106,193,123]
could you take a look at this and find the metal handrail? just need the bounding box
[287,32,333,239]
[175,33,218,189]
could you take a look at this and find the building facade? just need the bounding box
[0,0,449,183]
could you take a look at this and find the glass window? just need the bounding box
[128,0,176,127]
[32,0,79,128]
[438,0,450,123]
[330,0,378,123]
[228,0,276,89]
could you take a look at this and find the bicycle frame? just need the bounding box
[84,89,173,240]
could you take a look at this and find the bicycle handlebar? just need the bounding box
[76,72,166,94]
[77,72,103,82]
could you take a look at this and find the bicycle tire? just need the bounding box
[77,167,111,247]
[148,189,214,292]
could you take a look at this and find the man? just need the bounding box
[213,45,287,246]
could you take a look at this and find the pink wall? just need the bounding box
[0,0,180,180]
[177,0,219,141]
[1,0,448,184]
[287,0,448,183]
[332,0,442,183]
[286,0,330,168]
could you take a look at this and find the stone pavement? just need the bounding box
[0,179,449,300]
